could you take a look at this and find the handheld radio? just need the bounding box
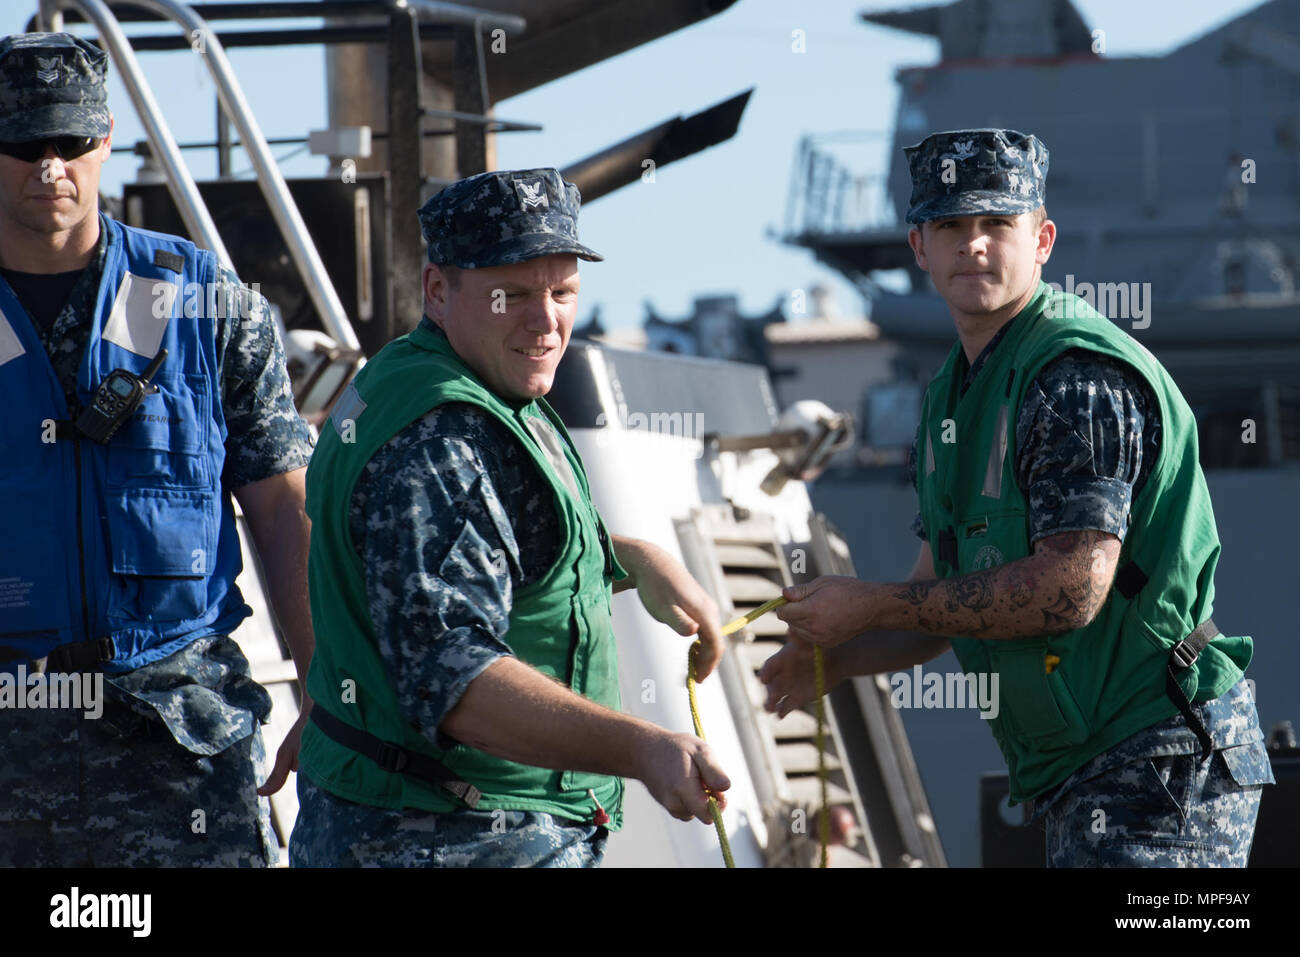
[76,349,168,445]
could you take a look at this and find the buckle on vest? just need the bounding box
[1169,639,1199,671]
[373,741,410,774]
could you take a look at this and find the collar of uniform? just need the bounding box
[417,314,442,339]
[960,315,1018,397]
[33,212,110,352]
[958,280,1053,396]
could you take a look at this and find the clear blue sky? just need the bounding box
[4,0,1266,331]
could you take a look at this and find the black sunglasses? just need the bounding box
[0,136,102,163]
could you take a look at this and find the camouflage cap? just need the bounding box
[903,128,1048,224]
[418,167,603,268]
[0,33,110,141]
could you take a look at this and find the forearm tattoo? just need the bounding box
[888,530,1116,639]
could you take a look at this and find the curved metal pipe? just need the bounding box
[41,0,362,351]
[39,0,232,268]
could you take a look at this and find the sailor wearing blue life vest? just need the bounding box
[0,32,315,866]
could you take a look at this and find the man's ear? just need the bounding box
[1034,218,1057,266]
[907,225,929,271]
[423,263,448,325]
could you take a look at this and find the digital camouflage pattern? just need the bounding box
[0,33,110,141]
[909,337,1159,546]
[418,167,604,268]
[0,637,278,867]
[1035,677,1274,867]
[1016,350,1160,543]
[291,320,578,864]
[22,214,313,488]
[344,331,559,729]
[898,321,1270,865]
[344,372,561,748]
[0,214,311,866]
[291,775,606,867]
[904,128,1049,224]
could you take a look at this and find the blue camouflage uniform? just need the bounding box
[902,128,1272,866]
[906,298,1274,869]
[288,331,607,866]
[0,220,312,867]
[0,31,312,867]
[291,168,613,867]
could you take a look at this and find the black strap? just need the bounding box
[0,637,114,671]
[938,526,959,568]
[47,636,115,672]
[1165,618,1218,760]
[1114,561,1148,600]
[309,705,482,809]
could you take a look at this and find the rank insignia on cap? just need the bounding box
[515,178,548,210]
[950,137,977,160]
[903,128,1049,224]
[418,167,603,267]
[35,56,61,85]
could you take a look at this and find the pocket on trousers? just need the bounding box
[1146,753,1196,827]
[1218,741,1275,790]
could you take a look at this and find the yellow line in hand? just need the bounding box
[720,596,789,636]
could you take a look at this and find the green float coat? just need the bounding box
[300,323,625,826]
[915,281,1251,803]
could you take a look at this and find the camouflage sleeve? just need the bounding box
[1014,349,1161,544]
[349,403,559,751]
[213,265,314,490]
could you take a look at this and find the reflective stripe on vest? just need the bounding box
[0,216,248,673]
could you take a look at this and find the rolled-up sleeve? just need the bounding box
[1014,350,1161,544]
[348,404,529,750]
[214,265,314,488]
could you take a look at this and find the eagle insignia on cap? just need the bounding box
[950,138,977,160]
[515,179,548,210]
[35,56,62,85]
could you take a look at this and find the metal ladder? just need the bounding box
[677,505,876,867]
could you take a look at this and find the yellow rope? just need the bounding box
[720,595,788,636]
[699,595,831,869]
[814,645,828,868]
[688,641,734,868]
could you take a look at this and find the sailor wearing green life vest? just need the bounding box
[289,168,731,867]
[759,129,1273,867]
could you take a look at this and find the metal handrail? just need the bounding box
[400,0,526,35]
[38,0,231,267]
[40,0,362,351]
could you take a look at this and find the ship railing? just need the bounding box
[782,132,897,239]
[38,0,362,352]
